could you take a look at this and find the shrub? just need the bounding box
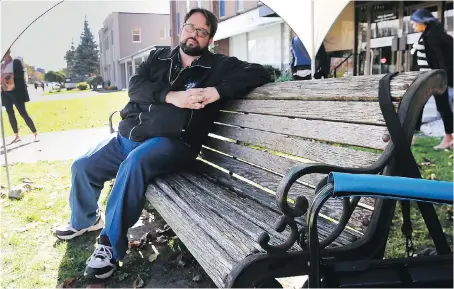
[87,76,103,90]
[276,71,293,82]
[77,82,89,90]
[263,65,282,82]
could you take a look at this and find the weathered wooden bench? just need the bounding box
[111,70,447,287]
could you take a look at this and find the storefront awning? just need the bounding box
[213,7,283,41]
[261,0,351,65]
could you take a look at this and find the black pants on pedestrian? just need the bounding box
[2,93,37,134]
[415,88,453,134]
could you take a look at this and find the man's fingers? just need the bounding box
[190,103,204,109]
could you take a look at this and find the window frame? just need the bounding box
[132,27,141,43]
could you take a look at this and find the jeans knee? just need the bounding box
[71,156,90,175]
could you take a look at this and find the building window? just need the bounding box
[220,0,225,17]
[132,27,141,43]
[236,0,244,12]
[160,28,167,39]
[111,30,114,45]
[197,0,202,8]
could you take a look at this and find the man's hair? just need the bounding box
[184,8,218,38]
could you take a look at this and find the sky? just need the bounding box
[1,0,170,71]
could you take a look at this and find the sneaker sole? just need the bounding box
[84,265,117,280]
[56,219,104,240]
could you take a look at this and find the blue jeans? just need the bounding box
[69,133,198,260]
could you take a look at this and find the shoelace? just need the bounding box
[86,244,113,264]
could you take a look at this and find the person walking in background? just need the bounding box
[290,36,330,80]
[289,36,312,80]
[1,50,39,143]
[41,81,45,91]
[34,81,38,91]
[411,8,453,150]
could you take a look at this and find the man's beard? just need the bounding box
[179,38,207,56]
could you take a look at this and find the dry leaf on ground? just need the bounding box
[133,275,144,288]
[56,277,77,288]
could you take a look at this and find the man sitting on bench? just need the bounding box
[54,8,271,279]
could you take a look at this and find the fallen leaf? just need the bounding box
[128,240,142,249]
[449,154,454,159]
[175,252,187,267]
[133,275,144,288]
[156,235,167,244]
[192,274,202,283]
[21,177,33,184]
[86,283,105,288]
[116,272,129,281]
[148,253,158,263]
[156,224,171,235]
[419,162,432,166]
[429,173,437,180]
[56,277,77,288]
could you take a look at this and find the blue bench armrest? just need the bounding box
[328,172,453,204]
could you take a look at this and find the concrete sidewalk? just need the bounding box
[1,127,110,165]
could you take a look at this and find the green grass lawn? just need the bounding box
[2,91,128,137]
[0,137,452,287]
[385,136,453,258]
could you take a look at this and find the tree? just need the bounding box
[73,16,100,77]
[45,70,66,84]
[64,40,76,77]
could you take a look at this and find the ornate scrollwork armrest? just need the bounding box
[258,163,384,254]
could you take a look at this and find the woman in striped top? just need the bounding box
[410,9,453,150]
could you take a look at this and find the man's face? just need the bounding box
[179,12,213,56]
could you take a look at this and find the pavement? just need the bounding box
[1,127,111,165]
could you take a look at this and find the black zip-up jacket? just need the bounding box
[118,46,271,150]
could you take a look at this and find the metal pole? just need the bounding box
[1,0,65,196]
[310,0,316,77]
[0,97,12,196]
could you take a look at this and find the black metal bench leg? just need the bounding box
[417,202,452,254]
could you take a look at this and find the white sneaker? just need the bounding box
[84,244,117,279]
[55,215,104,240]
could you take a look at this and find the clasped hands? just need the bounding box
[165,87,220,110]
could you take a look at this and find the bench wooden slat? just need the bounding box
[217,112,388,150]
[200,147,371,232]
[205,138,325,187]
[204,138,376,210]
[224,100,392,125]
[192,162,363,243]
[211,125,380,167]
[146,183,234,287]
[157,174,288,255]
[147,162,363,286]
[244,72,419,101]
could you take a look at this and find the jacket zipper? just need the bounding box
[129,112,142,140]
[128,56,210,140]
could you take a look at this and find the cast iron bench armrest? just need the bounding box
[328,172,453,204]
[307,174,453,288]
[269,163,387,250]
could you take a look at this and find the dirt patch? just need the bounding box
[84,209,216,288]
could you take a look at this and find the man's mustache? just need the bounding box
[185,37,199,45]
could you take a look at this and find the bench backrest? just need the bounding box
[199,71,444,235]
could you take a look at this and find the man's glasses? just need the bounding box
[183,23,210,38]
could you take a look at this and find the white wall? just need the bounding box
[228,23,290,69]
[229,34,248,62]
